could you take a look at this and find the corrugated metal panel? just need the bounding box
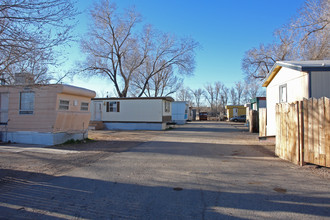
[311,71,330,99]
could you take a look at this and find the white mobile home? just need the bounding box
[91,97,174,130]
[171,101,189,125]
[263,60,330,136]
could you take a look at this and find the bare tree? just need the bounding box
[290,0,330,59]
[131,61,183,97]
[204,82,223,118]
[81,2,145,97]
[230,88,238,105]
[235,81,245,105]
[242,0,330,80]
[81,1,198,97]
[176,86,193,105]
[241,41,295,79]
[190,88,204,113]
[204,83,215,114]
[0,0,77,84]
[220,85,229,116]
[134,32,198,97]
[243,78,266,101]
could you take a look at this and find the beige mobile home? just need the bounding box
[0,84,96,145]
[263,60,330,136]
[91,97,174,130]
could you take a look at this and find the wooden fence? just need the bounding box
[276,97,330,167]
[249,110,259,133]
[259,108,267,137]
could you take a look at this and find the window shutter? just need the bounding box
[117,102,120,112]
[106,102,110,112]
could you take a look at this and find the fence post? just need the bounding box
[259,108,267,137]
[275,104,280,156]
[294,101,300,165]
[319,97,326,166]
[303,98,309,163]
[313,98,319,165]
[249,110,259,133]
[298,101,305,166]
[325,97,330,167]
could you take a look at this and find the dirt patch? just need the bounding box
[273,187,287,194]
[0,138,144,184]
[251,144,276,157]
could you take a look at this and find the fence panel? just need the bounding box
[325,98,330,167]
[275,102,300,164]
[276,97,330,167]
[275,104,281,156]
[259,108,267,137]
[249,110,259,133]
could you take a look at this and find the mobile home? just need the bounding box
[225,105,246,119]
[171,101,189,125]
[0,84,96,145]
[91,97,174,130]
[263,60,330,136]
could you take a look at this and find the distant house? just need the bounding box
[263,60,330,136]
[90,97,174,130]
[225,105,246,119]
[189,108,197,121]
[171,101,188,125]
[0,84,96,145]
[245,97,266,122]
[250,97,266,111]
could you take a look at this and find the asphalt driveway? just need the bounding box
[0,121,329,219]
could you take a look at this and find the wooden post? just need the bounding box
[303,98,309,163]
[294,102,299,164]
[308,98,314,164]
[275,104,280,156]
[259,108,267,137]
[319,97,326,166]
[325,97,330,168]
[281,103,285,159]
[249,110,259,133]
[249,110,253,133]
[313,98,319,165]
[299,101,305,166]
[282,103,286,159]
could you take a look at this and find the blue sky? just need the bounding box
[67,0,306,97]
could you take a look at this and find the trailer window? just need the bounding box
[19,92,34,114]
[164,101,171,112]
[59,100,70,110]
[106,101,120,112]
[81,102,89,111]
[279,84,287,103]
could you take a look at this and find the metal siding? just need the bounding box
[265,67,308,136]
[311,71,330,98]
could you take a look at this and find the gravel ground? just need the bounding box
[0,121,329,219]
[0,122,328,185]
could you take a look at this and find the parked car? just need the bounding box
[199,112,208,121]
[230,115,246,122]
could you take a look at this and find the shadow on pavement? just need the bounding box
[0,169,329,219]
[129,141,275,158]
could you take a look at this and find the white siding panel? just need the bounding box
[311,71,330,98]
[101,99,163,122]
[266,67,309,136]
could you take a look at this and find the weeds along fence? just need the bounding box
[276,97,330,167]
